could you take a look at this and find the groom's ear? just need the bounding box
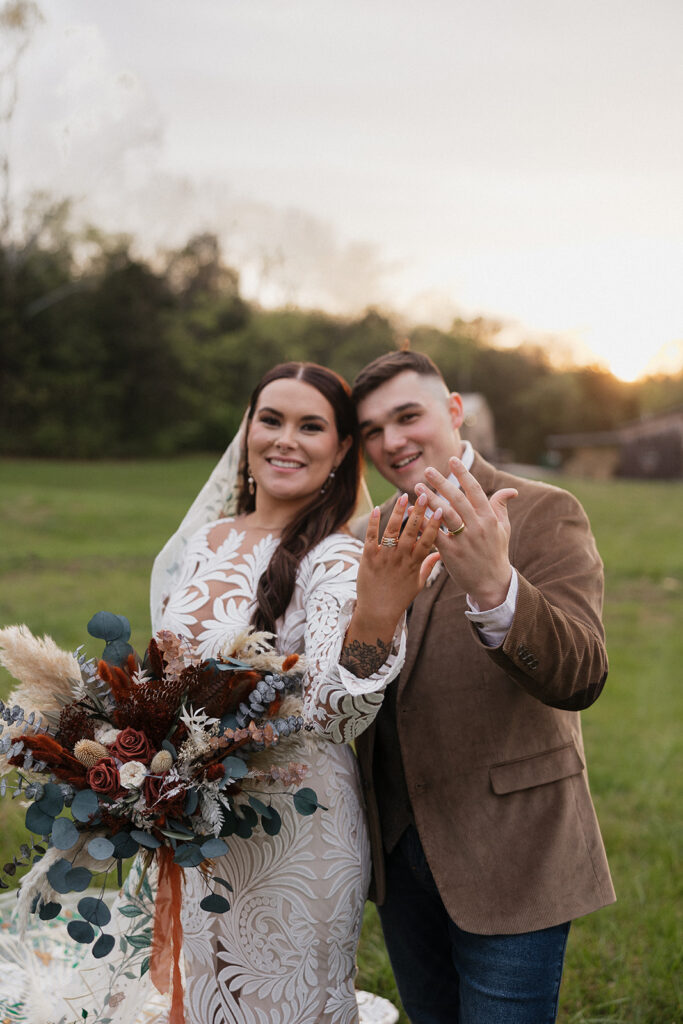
[448,392,464,431]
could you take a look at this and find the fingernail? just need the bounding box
[372,506,380,518]
[398,493,408,506]
[424,467,436,478]
[433,508,443,520]
[416,493,427,506]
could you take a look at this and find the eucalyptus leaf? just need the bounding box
[184,789,199,815]
[38,901,62,921]
[87,837,116,861]
[293,787,324,816]
[46,857,72,893]
[52,816,80,851]
[173,843,204,867]
[87,612,131,643]
[247,796,273,819]
[92,933,116,959]
[64,866,92,892]
[67,919,95,944]
[110,831,139,858]
[262,807,282,836]
[221,756,247,780]
[200,893,230,913]
[71,788,99,822]
[35,782,64,817]
[25,802,54,836]
[130,829,161,849]
[199,838,228,859]
[212,876,234,892]
[78,896,111,927]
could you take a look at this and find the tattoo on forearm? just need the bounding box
[340,637,391,678]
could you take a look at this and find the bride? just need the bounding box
[0,361,441,1024]
[150,361,441,1024]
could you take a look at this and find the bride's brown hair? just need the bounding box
[236,362,361,634]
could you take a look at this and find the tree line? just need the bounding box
[1,200,680,463]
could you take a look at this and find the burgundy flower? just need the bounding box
[109,727,154,764]
[87,756,121,796]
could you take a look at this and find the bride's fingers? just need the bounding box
[380,493,408,544]
[363,506,381,551]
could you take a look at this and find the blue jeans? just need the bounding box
[377,826,570,1024]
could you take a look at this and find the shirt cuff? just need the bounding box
[465,569,518,648]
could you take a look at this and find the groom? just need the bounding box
[351,350,614,1024]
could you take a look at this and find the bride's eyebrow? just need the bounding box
[258,406,330,426]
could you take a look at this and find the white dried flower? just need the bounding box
[179,705,219,736]
[118,760,147,790]
[94,724,121,745]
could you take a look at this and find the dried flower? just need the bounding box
[73,739,109,768]
[86,756,122,796]
[109,727,154,764]
[94,724,121,745]
[118,760,147,790]
[150,749,173,773]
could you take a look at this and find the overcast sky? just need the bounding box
[7,0,683,380]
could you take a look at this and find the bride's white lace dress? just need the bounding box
[0,520,403,1024]
[155,518,405,1024]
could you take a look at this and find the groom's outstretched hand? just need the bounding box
[415,456,518,611]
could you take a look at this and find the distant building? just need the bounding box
[547,407,683,480]
[460,393,496,459]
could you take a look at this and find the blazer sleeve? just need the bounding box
[481,484,608,711]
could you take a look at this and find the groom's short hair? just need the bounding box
[351,350,447,405]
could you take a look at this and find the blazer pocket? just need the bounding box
[489,742,585,795]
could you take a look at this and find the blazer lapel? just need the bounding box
[399,564,448,694]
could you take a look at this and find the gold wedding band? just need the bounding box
[447,523,466,536]
[380,537,399,547]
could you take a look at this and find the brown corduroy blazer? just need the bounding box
[353,453,616,935]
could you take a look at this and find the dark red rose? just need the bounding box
[87,756,121,796]
[143,772,164,807]
[205,763,224,782]
[109,727,154,764]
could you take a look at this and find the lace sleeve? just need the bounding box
[299,535,406,744]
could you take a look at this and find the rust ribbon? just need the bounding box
[151,846,185,1024]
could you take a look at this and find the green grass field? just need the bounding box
[1,457,681,1022]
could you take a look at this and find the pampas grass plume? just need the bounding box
[0,625,80,722]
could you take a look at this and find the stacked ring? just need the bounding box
[380,537,399,547]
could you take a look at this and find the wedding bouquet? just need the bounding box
[0,612,322,966]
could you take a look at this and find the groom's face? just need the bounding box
[356,370,464,501]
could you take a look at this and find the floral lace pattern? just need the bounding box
[158,520,405,1023]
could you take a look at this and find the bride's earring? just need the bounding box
[320,468,335,494]
[247,468,255,496]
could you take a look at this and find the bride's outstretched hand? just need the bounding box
[356,492,443,628]
[340,493,442,679]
